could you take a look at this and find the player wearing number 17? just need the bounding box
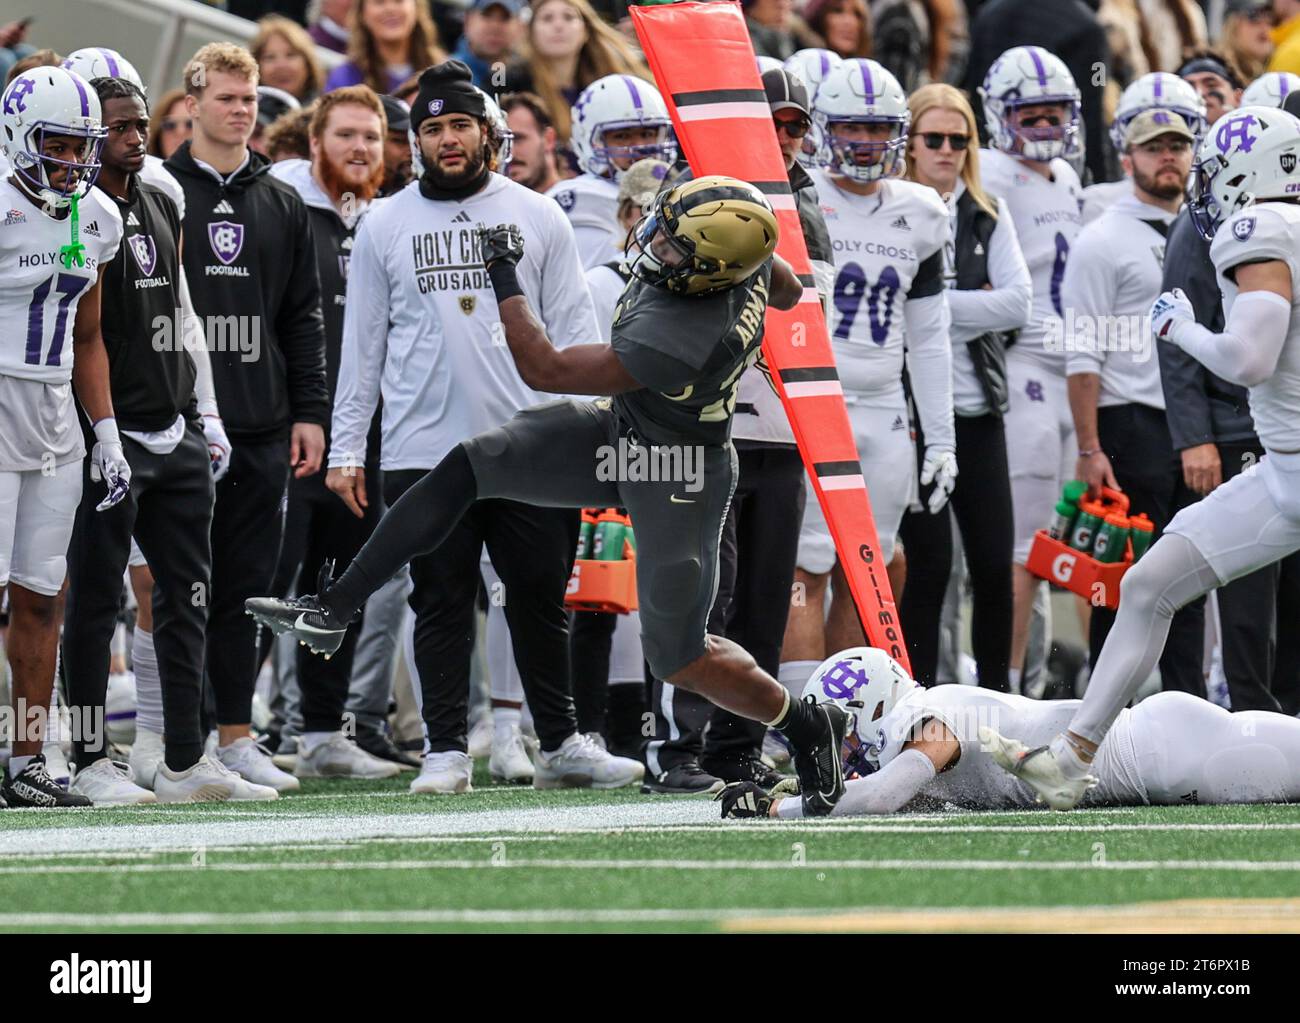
[248,175,859,817]
[0,67,126,808]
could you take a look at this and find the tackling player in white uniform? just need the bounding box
[787,58,955,659]
[985,105,1300,810]
[1079,72,1206,225]
[0,67,128,808]
[546,74,677,269]
[719,648,1300,817]
[977,46,1085,691]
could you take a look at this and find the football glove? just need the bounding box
[90,418,131,512]
[202,414,232,483]
[716,780,774,819]
[477,224,524,271]
[919,446,958,515]
[1150,288,1194,342]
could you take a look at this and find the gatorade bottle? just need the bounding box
[619,512,636,558]
[1129,513,1155,561]
[576,509,597,560]
[1062,480,1088,508]
[1092,512,1130,564]
[1070,500,1105,554]
[1048,500,1077,542]
[595,509,625,561]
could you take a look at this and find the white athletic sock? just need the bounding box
[1008,667,1022,696]
[299,730,334,753]
[132,627,164,736]
[778,660,820,700]
[1048,733,1093,779]
[9,755,33,777]
[493,705,521,741]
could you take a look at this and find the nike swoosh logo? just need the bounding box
[669,495,695,504]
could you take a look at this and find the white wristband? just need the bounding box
[92,417,120,445]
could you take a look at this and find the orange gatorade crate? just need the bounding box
[565,557,639,613]
[1026,530,1130,610]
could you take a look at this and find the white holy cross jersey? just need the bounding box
[980,149,1082,372]
[0,178,121,383]
[810,169,949,398]
[1211,202,1300,455]
[546,173,622,270]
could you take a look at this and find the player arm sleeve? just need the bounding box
[1061,228,1114,379]
[328,220,389,469]
[1158,217,1217,450]
[903,292,956,451]
[278,199,330,427]
[179,269,219,417]
[1166,290,1291,389]
[945,198,1032,340]
[775,749,937,817]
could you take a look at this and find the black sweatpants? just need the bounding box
[1204,442,1300,713]
[205,438,289,726]
[645,443,806,771]
[1091,403,1205,695]
[384,470,580,754]
[899,413,1014,690]
[269,465,382,733]
[63,421,214,769]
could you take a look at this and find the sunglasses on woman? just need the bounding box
[161,118,193,133]
[920,132,969,151]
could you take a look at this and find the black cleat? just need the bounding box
[701,753,786,789]
[716,780,773,819]
[355,727,421,771]
[246,561,348,657]
[2,755,92,808]
[789,696,850,817]
[640,761,725,795]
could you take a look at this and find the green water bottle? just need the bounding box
[1129,513,1154,561]
[1070,500,1105,554]
[595,509,625,561]
[576,510,596,560]
[1062,480,1088,507]
[1048,500,1077,542]
[1092,512,1130,564]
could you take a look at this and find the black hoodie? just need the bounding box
[165,141,329,443]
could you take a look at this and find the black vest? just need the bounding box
[953,188,1010,417]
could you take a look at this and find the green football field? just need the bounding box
[4,766,1300,933]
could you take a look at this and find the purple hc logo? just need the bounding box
[820,660,870,701]
[2,77,35,115]
[1025,379,1045,403]
[1216,113,1258,155]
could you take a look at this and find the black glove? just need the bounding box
[715,780,774,819]
[478,224,524,270]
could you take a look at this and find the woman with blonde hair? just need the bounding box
[325,0,445,94]
[504,0,651,144]
[1219,0,1274,82]
[895,82,1030,693]
[252,14,327,103]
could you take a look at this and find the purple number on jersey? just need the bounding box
[25,273,90,368]
[1050,231,1069,319]
[833,262,902,346]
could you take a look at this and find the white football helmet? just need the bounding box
[1188,104,1300,240]
[62,47,145,93]
[1240,71,1300,109]
[812,58,909,182]
[802,647,920,777]
[783,48,844,95]
[756,55,784,75]
[570,74,677,182]
[477,87,514,172]
[1110,72,1207,151]
[0,67,106,209]
[979,45,1081,161]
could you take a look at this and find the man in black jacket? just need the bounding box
[166,43,329,793]
[963,0,1115,185]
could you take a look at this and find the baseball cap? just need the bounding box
[1225,0,1270,15]
[618,157,672,212]
[762,67,810,118]
[471,0,525,13]
[1125,108,1195,148]
[381,94,411,134]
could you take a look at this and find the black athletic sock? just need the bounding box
[165,742,202,773]
[772,695,823,750]
[323,445,478,622]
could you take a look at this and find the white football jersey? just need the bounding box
[584,261,627,343]
[0,178,122,383]
[546,173,621,270]
[1078,176,1129,226]
[980,149,1083,371]
[1211,202,1300,454]
[811,170,949,396]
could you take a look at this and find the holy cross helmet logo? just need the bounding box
[1216,113,1258,155]
[820,660,871,701]
[2,77,34,115]
[208,220,244,265]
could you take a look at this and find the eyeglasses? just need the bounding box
[774,116,811,139]
[161,118,192,133]
[920,132,969,151]
[1135,138,1192,156]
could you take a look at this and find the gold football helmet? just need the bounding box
[630,174,779,296]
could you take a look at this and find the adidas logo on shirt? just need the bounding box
[83,220,101,238]
[212,199,235,215]
[973,241,984,256]
[451,211,472,223]
[891,415,906,431]
[126,211,141,227]
[890,215,910,231]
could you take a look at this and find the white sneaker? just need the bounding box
[216,736,301,793]
[295,733,401,779]
[489,726,534,784]
[41,742,70,790]
[69,758,157,805]
[762,729,791,768]
[979,727,1097,811]
[207,755,279,801]
[272,735,299,771]
[409,750,473,794]
[534,732,644,790]
[467,717,492,760]
[154,755,238,803]
[129,728,164,790]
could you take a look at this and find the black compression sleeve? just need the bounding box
[487,260,526,302]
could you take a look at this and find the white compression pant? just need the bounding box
[1071,451,1300,744]
[0,463,82,596]
[1129,691,1300,805]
